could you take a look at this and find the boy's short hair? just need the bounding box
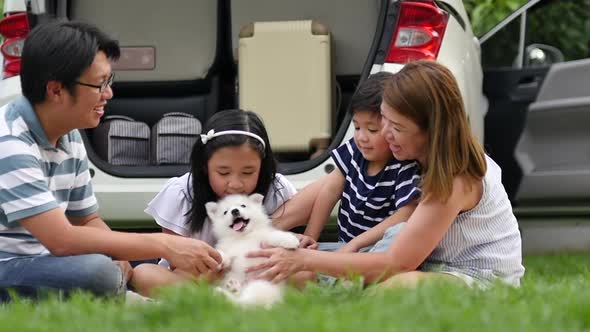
[349,71,394,115]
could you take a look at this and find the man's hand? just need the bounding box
[163,236,223,277]
[294,233,318,249]
[200,267,227,283]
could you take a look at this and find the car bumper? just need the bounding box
[0,75,22,107]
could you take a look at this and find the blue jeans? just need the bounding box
[0,252,125,301]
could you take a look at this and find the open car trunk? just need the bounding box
[4,0,479,227]
[66,0,384,178]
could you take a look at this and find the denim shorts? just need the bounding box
[317,223,406,286]
[317,222,406,252]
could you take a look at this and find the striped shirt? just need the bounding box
[331,139,421,242]
[0,97,97,256]
[420,155,525,286]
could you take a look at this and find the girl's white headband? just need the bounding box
[200,129,266,149]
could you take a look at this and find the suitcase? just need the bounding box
[238,20,332,152]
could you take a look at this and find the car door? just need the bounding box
[480,0,590,208]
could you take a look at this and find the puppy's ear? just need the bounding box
[249,193,264,205]
[205,201,218,218]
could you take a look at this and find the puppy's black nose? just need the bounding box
[231,208,240,217]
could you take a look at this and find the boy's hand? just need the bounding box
[294,233,318,249]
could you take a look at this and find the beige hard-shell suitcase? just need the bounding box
[238,20,332,152]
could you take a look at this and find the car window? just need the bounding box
[526,0,590,62]
[480,15,520,68]
[465,0,528,37]
[481,0,590,69]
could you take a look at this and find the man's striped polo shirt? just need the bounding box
[0,97,98,256]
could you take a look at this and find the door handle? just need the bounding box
[516,75,541,89]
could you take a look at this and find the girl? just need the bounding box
[246,60,525,288]
[130,109,300,296]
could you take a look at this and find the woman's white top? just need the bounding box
[420,155,526,286]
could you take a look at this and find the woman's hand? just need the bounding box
[246,248,305,283]
[335,243,358,253]
[294,233,318,249]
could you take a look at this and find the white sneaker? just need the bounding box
[125,290,155,304]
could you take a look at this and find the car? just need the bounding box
[1,0,486,228]
[1,0,589,249]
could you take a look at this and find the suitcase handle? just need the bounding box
[103,115,136,122]
[162,112,195,118]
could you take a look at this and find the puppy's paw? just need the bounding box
[223,278,242,294]
[215,286,237,302]
[217,249,232,270]
[275,232,300,249]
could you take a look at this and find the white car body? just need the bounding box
[4,0,590,253]
[0,0,485,227]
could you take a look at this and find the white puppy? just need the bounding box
[206,193,300,307]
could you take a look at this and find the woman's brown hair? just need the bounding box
[382,60,486,202]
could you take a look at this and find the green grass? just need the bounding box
[1,253,590,332]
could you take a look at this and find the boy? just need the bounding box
[275,72,421,252]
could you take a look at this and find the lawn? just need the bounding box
[1,253,589,332]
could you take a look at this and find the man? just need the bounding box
[0,21,221,300]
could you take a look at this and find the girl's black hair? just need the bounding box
[187,109,277,233]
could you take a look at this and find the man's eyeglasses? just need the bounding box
[74,73,115,93]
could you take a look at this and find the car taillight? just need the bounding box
[385,0,449,64]
[0,13,30,78]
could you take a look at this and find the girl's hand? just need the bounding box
[114,260,134,282]
[294,233,318,249]
[246,248,304,283]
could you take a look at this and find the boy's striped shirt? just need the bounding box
[331,139,421,242]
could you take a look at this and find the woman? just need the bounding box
[247,60,525,287]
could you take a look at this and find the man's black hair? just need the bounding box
[20,20,120,104]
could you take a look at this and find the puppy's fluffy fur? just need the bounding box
[206,193,299,307]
